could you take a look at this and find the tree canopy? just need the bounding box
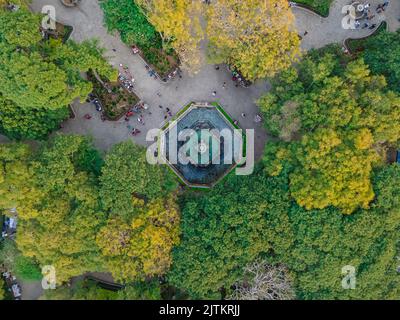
[266,164,400,299]
[259,54,400,213]
[362,30,400,92]
[168,168,287,298]
[135,0,204,74]
[0,7,116,140]
[96,196,180,282]
[206,0,301,81]
[99,141,177,216]
[0,278,4,300]
[0,239,42,281]
[102,0,300,80]
[0,137,181,285]
[0,135,107,283]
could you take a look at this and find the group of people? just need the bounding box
[232,114,262,127]
[1,269,22,300]
[118,64,135,93]
[159,105,173,120]
[353,1,390,30]
[125,102,151,135]
[145,64,158,80]
[377,0,390,12]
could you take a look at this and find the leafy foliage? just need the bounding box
[0,278,4,300]
[168,168,287,299]
[0,239,42,281]
[14,255,43,280]
[101,0,178,75]
[100,141,177,215]
[97,196,180,282]
[101,0,160,50]
[206,0,301,81]
[4,135,107,283]
[0,8,116,140]
[102,0,301,79]
[295,0,333,16]
[40,279,119,300]
[117,280,161,300]
[135,0,204,74]
[0,142,41,217]
[266,164,400,299]
[259,54,400,213]
[362,30,400,92]
[0,96,69,140]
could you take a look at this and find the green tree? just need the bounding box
[101,0,161,50]
[259,55,400,213]
[265,164,400,299]
[117,280,161,300]
[0,142,41,218]
[0,8,116,140]
[0,239,42,281]
[40,279,119,300]
[10,135,107,283]
[168,168,287,299]
[100,141,177,217]
[363,30,400,92]
[0,6,41,48]
[0,96,69,140]
[0,278,5,300]
[206,0,300,81]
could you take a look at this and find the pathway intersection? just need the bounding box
[27,0,400,160]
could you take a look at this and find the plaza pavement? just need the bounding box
[293,0,400,50]
[30,0,269,159]
[26,0,400,160]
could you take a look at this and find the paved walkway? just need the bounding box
[25,0,400,161]
[20,280,43,300]
[30,0,268,159]
[293,0,400,50]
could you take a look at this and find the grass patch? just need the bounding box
[294,0,333,17]
[346,22,388,54]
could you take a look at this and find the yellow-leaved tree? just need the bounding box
[0,143,43,220]
[136,0,204,75]
[206,0,301,81]
[96,196,180,282]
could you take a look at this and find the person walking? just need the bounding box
[362,22,370,29]
[383,0,390,8]
[254,114,262,123]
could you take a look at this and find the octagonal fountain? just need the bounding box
[160,102,243,188]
